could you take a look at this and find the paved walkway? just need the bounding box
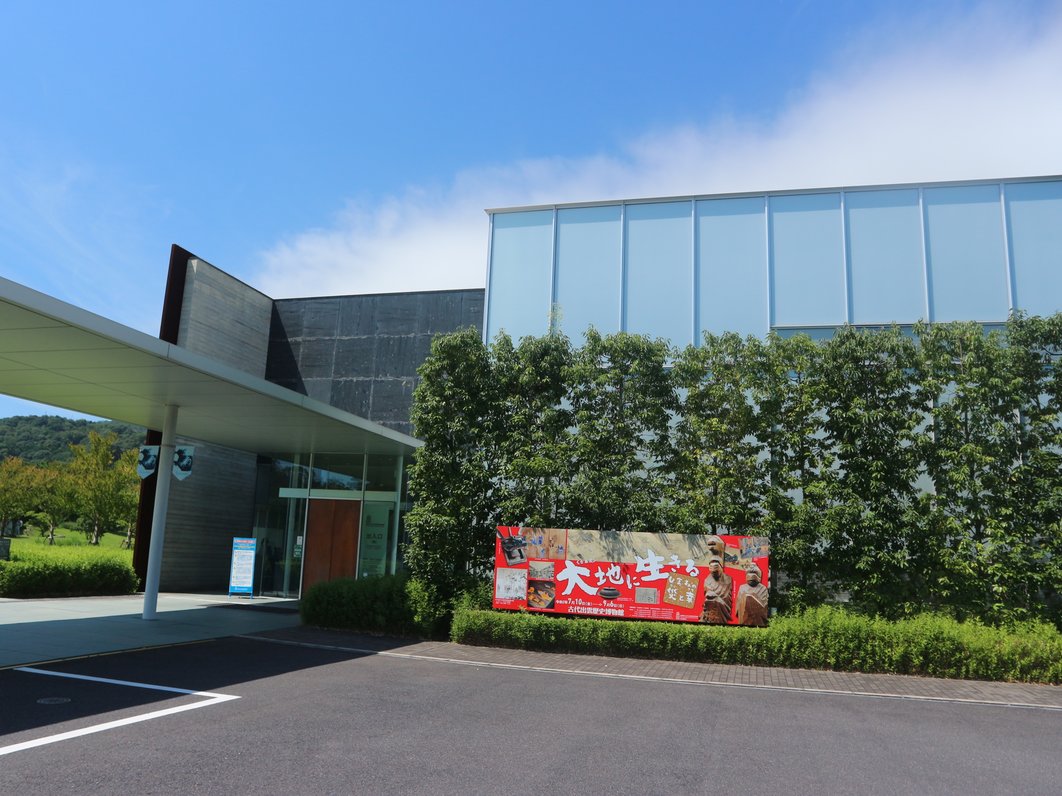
[2,595,1060,710]
[0,593,300,668]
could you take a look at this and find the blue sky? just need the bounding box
[2,0,1062,419]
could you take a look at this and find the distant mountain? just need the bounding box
[0,416,146,463]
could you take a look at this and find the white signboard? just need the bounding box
[229,537,257,596]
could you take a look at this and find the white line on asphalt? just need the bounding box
[0,668,240,756]
[240,635,1062,713]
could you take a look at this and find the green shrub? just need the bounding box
[0,546,137,597]
[450,605,1062,684]
[453,579,493,612]
[403,576,452,638]
[300,575,497,639]
[301,574,420,636]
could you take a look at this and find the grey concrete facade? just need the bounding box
[160,259,274,591]
[149,251,485,592]
[266,290,484,437]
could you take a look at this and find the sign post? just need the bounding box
[228,537,257,598]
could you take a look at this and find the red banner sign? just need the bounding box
[493,527,770,626]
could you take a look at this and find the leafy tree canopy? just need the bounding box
[0,416,144,464]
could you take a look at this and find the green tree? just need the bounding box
[0,456,34,536]
[1004,313,1062,622]
[746,333,833,608]
[405,328,501,611]
[26,461,76,544]
[669,332,764,535]
[0,416,144,463]
[562,330,675,533]
[917,322,1029,620]
[810,326,929,615]
[491,332,574,527]
[67,432,139,545]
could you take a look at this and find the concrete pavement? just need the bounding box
[256,624,1062,711]
[2,592,1060,710]
[0,593,300,668]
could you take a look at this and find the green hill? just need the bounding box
[0,416,146,463]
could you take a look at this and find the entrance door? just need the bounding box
[301,499,362,593]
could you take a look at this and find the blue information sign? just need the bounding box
[229,537,257,596]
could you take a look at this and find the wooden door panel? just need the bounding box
[329,500,361,580]
[302,500,335,593]
[302,499,362,593]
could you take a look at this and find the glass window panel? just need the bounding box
[625,202,693,346]
[1005,180,1062,318]
[846,189,926,324]
[555,205,622,341]
[487,210,553,341]
[365,454,399,492]
[770,193,845,327]
[924,185,1009,322]
[773,327,837,342]
[310,453,363,490]
[252,456,308,598]
[697,197,767,338]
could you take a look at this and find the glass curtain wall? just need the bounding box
[486,178,1062,344]
[252,455,309,598]
[252,451,409,597]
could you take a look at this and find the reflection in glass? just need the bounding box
[487,210,554,342]
[626,202,693,346]
[253,455,309,597]
[846,189,925,324]
[311,453,363,490]
[1005,180,1062,318]
[924,185,1008,322]
[770,193,845,327]
[555,205,622,341]
[698,197,767,337]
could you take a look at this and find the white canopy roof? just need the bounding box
[0,276,420,457]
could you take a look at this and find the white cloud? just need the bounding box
[255,3,1062,299]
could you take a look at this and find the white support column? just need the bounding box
[142,405,178,620]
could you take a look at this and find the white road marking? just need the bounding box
[0,667,239,756]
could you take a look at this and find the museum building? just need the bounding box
[128,246,484,597]
[2,174,1060,602]
[130,174,1062,597]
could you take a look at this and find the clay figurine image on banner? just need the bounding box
[172,446,195,481]
[705,534,726,560]
[137,445,159,479]
[700,555,733,624]
[736,562,769,626]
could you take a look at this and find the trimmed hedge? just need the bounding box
[0,547,137,597]
[295,575,1062,683]
[300,574,420,636]
[450,605,1062,685]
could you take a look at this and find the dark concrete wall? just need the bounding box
[161,259,274,591]
[266,289,484,436]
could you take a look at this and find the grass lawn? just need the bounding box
[9,530,134,558]
[1,531,138,597]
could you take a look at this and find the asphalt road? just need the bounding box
[1,637,1060,795]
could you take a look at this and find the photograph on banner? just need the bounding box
[493,526,770,626]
